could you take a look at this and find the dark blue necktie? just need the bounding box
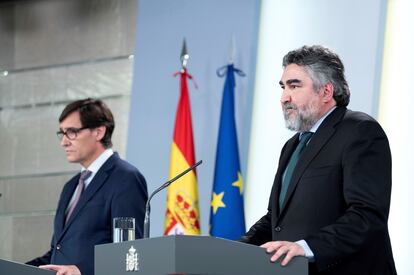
[279,132,313,208]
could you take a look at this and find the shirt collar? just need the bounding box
[81,148,114,187]
[309,106,337,134]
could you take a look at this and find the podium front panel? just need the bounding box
[95,235,308,275]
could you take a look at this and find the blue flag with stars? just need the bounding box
[209,64,245,240]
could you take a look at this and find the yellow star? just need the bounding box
[232,172,243,195]
[211,192,226,214]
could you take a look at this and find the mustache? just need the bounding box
[282,103,297,111]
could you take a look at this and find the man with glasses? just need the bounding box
[27,98,148,275]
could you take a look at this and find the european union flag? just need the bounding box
[209,64,245,240]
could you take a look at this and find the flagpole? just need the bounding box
[229,34,236,65]
[164,39,201,236]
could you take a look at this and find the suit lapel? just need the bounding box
[56,153,118,241]
[273,133,300,217]
[279,107,347,216]
[279,135,300,173]
[55,176,79,236]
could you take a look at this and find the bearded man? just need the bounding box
[241,45,397,275]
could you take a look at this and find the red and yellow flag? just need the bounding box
[164,69,200,235]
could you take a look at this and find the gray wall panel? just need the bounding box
[0,3,14,70]
[0,0,137,262]
[12,0,137,70]
[0,175,71,214]
[13,215,54,262]
[0,217,12,259]
[0,59,133,108]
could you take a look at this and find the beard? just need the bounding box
[282,101,320,132]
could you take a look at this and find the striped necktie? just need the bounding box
[279,132,313,208]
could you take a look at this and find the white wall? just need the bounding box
[247,0,413,274]
[379,1,414,274]
[246,0,386,227]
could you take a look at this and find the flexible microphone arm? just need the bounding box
[143,160,202,238]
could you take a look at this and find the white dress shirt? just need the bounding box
[65,149,114,215]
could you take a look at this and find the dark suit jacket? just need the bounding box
[27,153,148,275]
[241,107,397,275]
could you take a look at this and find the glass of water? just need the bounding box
[113,217,135,243]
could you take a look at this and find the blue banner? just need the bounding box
[209,64,245,240]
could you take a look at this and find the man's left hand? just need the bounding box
[261,241,305,266]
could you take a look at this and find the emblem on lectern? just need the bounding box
[126,245,139,271]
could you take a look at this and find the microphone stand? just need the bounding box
[143,160,202,238]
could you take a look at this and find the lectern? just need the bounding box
[95,235,308,275]
[0,259,55,275]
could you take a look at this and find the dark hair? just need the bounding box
[282,45,350,106]
[59,98,115,148]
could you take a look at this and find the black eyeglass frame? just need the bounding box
[56,126,90,141]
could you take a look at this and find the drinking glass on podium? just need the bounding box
[113,217,135,243]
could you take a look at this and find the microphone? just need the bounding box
[143,160,202,238]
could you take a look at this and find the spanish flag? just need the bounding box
[164,68,201,235]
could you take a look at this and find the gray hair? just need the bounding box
[282,45,350,106]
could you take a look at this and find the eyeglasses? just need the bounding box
[56,127,89,141]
